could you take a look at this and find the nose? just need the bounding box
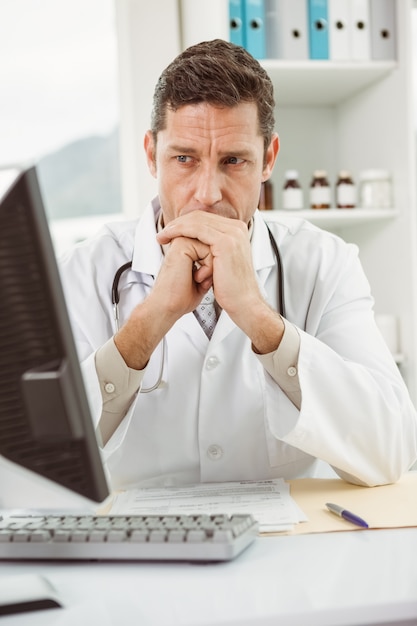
[193,165,223,207]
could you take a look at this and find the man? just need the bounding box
[60,39,417,490]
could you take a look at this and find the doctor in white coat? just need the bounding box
[60,39,417,490]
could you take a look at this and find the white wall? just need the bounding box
[114,0,181,218]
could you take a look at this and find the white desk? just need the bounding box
[0,462,416,625]
[0,528,416,626]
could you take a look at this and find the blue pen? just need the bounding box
[325,502,369,528]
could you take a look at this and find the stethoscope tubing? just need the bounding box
[266,224,286,319]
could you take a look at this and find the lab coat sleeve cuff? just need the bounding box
[95,338,144,448]
[95,337,144,409]
[255,317,302,409]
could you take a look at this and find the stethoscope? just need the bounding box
[111,262,164,393]
[111,224,285,392]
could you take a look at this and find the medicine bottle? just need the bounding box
[258,180,274,211]
[336,170,356,208]
[359,169,392,209]
[282,170,303,210]
[310,170,331,209]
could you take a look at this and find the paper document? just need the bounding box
[109,479,307,533]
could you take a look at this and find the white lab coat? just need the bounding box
[60,198,417,489]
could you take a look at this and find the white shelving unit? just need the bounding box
[261,59,396,105]
[264,207,399,230]
[261,1,417,400]
[115,0,417,401]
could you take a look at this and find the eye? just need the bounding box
[225,156,245,165]
[176,155,191,163]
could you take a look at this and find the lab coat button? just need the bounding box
[206,356,220,370]
[287,366,297,377]
[207,445,223,461]
[104,382,116,393]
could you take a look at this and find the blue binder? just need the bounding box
[229,0,245,47]
[244,0,266,59]
[308,0,329,59]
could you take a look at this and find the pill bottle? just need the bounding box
[259,180,274,211]
[336,170,356,208]
[359,169,392,208]
[282,170,303,210]
[310,170,331,209]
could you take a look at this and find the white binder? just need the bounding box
[370,0,396,60]
[350,0,371,61]
[265,0,308,60]
[180,0,230,49]
[328,0,350,61]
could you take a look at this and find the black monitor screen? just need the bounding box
[0,167,109,503]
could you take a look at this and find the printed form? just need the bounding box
[109,478,307,533]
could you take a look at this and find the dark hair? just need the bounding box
[151,39,275,154]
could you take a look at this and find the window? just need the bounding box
[0,0,121,254]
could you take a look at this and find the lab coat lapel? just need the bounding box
[131,198,164,276]
[175,309,238,352]
[251,210,277,288]
[175,312,210,352]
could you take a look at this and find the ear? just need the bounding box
[144,130,157,178]
[261,133,280,182]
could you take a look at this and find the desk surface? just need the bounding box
[0,527,416,626]
[0,463,416,625]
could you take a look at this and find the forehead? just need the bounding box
[162,101,261,142]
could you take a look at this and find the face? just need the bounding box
[144,102,279,225]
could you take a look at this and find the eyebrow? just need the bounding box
[167,145,198,155]
[167,144,255,159]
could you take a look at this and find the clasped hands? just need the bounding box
[155,211,258,323]
[115,211,283,370]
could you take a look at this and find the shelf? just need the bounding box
[260,60,397,106]
[261,208,399,230]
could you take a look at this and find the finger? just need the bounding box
[167,236,211,266]
[156,211,248,246]
[198,276,214,292]
[193,262,213,285]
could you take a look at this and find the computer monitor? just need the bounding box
[0,166,109,503]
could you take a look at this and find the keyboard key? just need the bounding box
[130,530,148,542]
[107,530,127,542]
[185,530,207,543]
[167,529,186,543]
[29,531,51,542]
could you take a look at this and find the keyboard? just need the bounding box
[0,513,258,562]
